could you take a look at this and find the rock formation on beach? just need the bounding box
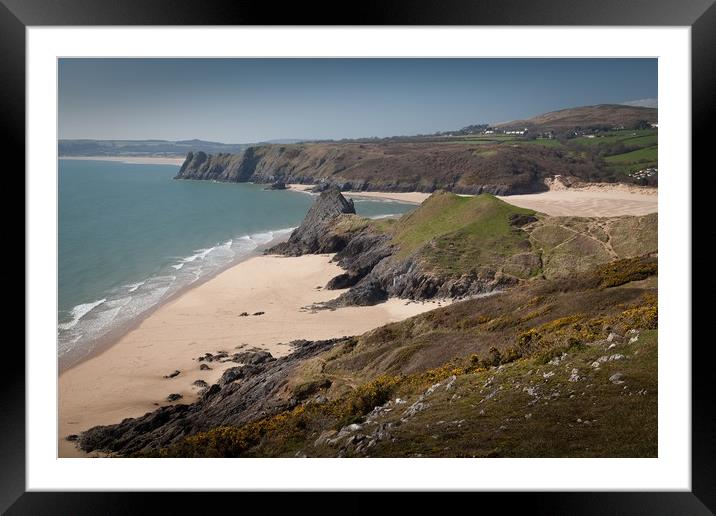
[268,187,356,256]
[269,190,657,307]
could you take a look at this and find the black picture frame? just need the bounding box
[5,0,713,513]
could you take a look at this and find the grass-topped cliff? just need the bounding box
[277,191,656,306]
[175,139,647,194]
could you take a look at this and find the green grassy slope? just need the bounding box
[390,193,536,273]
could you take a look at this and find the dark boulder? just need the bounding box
[326,272,361,290]
[219,364,262,385]
[231,350,275,365]
[166,393,183,402]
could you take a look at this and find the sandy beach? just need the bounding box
[496,190,657,217]
[289,183,657,216]
[288,184,428,205]
[60,156,185,165]
[59,254,446,457]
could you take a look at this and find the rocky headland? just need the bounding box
[174,142,602,195]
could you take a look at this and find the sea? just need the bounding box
[58,159,415,367]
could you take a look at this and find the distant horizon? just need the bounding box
[59,58,657,142]
[58,99,659,145]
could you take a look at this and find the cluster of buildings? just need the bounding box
[628,167,657,180]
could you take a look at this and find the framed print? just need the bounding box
[5,0,714,512]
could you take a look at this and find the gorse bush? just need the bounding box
[597,255,658,288]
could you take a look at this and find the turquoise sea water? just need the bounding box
[58,159,415,364]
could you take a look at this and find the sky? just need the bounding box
[58,58,657,143]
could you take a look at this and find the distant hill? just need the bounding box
[497,104,657,133]
[58,139,250,157]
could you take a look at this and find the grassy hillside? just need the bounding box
[389,193,536,274]
[497,104,657,132]
[362,193,656,281]
[146,255,657,458]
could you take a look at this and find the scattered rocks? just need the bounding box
[231,350,275,366]
[163,370,181,379]
[591,356,609,368]
[523,386,538,397]
[192,380,209,389]
[608,354,625,361]
[445,375,457,390]
[609,372,625,385]
[166,393,183,402]
[398,379,441,421]
[403,401,429,419]
[543,371,555,379]
[314,430,337,447]
[340,423,363,435]
[568,368,581,382]
[548,353,567,366]
[199,364,211,371]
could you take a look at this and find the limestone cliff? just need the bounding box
[174,142,604,195]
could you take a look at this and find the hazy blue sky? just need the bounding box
[59,58,657,142]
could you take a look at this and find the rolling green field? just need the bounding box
[418,128,657,182]
[572,129,657,147]
[604,146,658,176]
[605,146,658,164]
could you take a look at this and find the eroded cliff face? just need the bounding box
[174,142,596,195]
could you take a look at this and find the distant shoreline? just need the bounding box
[60,156,185,165]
